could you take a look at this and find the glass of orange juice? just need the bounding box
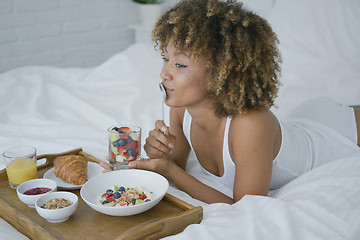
[3,146,37,189]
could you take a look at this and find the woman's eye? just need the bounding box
[175,63,187,68]
[162,57,187,68]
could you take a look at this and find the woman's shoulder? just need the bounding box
[228,109,281,162]
[232,108,278,122]
[230,109,280,136]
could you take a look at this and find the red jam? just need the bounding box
[23,187,52,195]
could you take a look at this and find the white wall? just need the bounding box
[0,0,144,73]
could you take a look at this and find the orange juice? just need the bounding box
[6,158,37,185]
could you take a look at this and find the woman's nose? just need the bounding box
[160,65,171,81]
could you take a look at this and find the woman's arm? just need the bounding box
[132,156,235,204]
[133,109,279,204]
[133,107,235,204]
[163,110,279,204]
[230,110,280,202]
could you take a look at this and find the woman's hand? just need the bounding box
[99,155,171,176]
[99,156,112,173]
[144,120,176,159]
[129,156,235,204]
[128,157,172,176]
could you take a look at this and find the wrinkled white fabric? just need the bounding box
[163,155,360,240]
[0,43,165,170]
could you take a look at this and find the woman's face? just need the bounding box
[160,41,209,109]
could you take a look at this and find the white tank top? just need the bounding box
[182,109,235,189]
[182,109,360,190]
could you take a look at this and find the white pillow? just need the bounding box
[251,0,360,118]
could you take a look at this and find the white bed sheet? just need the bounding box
[0,43,165,165]
[1,0,360,239]
[165,155,360,240]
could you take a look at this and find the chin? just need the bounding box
[165,100,184,108]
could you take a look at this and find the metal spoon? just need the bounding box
[159,82,166,121]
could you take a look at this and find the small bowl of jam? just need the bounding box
[17,179,57,208]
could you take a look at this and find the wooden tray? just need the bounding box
[0,148,203,240]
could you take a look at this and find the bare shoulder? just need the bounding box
[229,109,280,157]
[230,109,279,134]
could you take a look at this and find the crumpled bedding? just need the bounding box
[1,0,360,239]
[165,155,360,240]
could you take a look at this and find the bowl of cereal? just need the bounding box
[80,169,169,216]
[35,191,78,223]
[17,178,57,208]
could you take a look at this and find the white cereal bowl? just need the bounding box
[35,191,78,223]
[80,169,169,216]
[17,178,57,208]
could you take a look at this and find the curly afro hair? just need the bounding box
[152,0,281,117]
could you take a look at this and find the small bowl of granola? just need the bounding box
[35,191,78,223]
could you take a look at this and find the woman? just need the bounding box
[102,0,360,204]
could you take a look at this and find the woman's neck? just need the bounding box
[187,101,226,134]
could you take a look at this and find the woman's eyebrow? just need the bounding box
[174,51,190,58]
[164,48,190,58]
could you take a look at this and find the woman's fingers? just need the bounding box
[99,158,112,173]
[146,130,170,151]
[128,158,147,169]
[128,158,168,175]
[100,162,112,173]
[144,120,176,159]
[154,121,176,149]
[155,120,169,135]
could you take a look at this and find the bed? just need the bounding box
[1,0,360,239]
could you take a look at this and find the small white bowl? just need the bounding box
[35,191,78,223]
[80,169,169,216]
[17,179,57,208]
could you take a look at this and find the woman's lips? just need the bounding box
[163,86,173,94]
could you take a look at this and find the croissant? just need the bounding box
[54,155,88,185]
